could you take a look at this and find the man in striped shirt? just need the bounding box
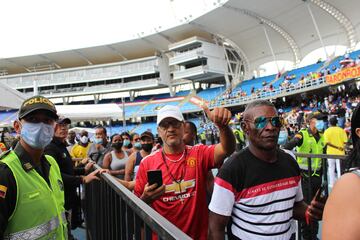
[209,100,324,240]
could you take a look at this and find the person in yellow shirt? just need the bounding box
[324,117,348,187]
[70,130,92,160]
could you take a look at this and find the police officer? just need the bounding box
[44,117,101,239]
[233,124,245,151]
[284,112,325,240]
[0,96,67,239]
[199,130,207,145]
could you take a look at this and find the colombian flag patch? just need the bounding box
[0,185,8,199]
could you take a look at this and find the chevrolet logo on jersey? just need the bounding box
[165,179,195,194]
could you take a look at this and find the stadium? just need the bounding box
[1,0,360,239]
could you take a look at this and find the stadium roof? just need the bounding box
[1,0,359,75]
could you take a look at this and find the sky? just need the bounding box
[1,0,219,58]
[1,0,357,76]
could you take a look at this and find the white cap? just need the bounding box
[157,105,184,125]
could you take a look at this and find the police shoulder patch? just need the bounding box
[0,184,8,198]
[295,134,303,139]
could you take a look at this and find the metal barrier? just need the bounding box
[293,152,348,196]
[84,164,191,240]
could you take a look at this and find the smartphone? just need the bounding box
[314,183,328,203]
[147,170,163,188]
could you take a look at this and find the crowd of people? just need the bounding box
[0,93,360,240]
[213,52,360,107]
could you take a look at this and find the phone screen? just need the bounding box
[147,170,163,188]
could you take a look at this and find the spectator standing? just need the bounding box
[121,132,133,154]
[131,132,142,152]
[209,100,324,240]
[103,134,129,179]
[87,126,111,166]
[278,126,289,146]
[286,109,298,125]
[0,96,67,239]
[70,130,91,160]
[124,131,155,181]
[134,105,235,239]
[335,105,346,128]
[66,129,77,152]
[324,117,348,187]
[183,121,198,146]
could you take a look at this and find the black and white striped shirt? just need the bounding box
[209,148,303,240]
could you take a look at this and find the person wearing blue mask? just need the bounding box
[278,127,289,146]
[130,133,142,153]
[0,96,67,239]
[120,132,133,154]
[284,112,325,240]
[87,126,111,167]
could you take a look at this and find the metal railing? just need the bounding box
[293,152,347,196]
[209,77,329,108]
[84,164,191,240]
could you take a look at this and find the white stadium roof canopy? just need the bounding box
[56,103,122,121]
[0,0,360,75]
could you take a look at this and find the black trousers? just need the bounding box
[300,172,322,240]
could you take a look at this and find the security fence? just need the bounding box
[84,164,191,240]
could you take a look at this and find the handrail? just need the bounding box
[84,164,191,240]
[209,76,329,107]
[293,152,347,160]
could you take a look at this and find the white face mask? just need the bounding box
[80,136,88,144]
[20,122,54,149]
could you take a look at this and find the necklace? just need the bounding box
[161,148,188,194]
[163,150,186,163]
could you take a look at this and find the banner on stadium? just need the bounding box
[326,66,360,85]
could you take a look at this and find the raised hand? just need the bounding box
[202,104,232,129]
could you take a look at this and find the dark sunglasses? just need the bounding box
[159,120,183,130]
[245,116,283,129]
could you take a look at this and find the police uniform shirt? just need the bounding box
[283,128,321,150]
[44,137,84,210]
[0,142,51,237]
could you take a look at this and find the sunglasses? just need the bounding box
[159,120,183,130]
[245,116,283,129]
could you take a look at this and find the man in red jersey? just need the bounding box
[134,105,235,239]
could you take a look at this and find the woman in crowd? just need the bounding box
[102,134,129,179]
[121,132,133,154]
[322,102,360,239]
[130,132,142,152]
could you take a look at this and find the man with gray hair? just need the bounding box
[134,104,235,239]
